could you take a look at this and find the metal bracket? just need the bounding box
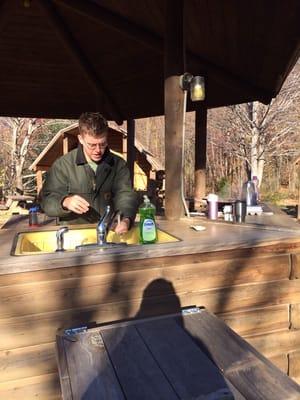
[181,306,202,316]
[64,326,87,337]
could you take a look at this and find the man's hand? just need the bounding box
[114,217,130,235]
[62,195,90,214]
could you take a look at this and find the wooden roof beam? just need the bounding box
[55,0,273,104]
[0,0,10,34]
[38,0,124,124]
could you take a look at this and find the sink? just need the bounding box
[11,225,180,255]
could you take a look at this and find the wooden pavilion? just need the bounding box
[0,2,300,398]
[0,0,299,219]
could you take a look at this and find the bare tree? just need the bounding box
[209,59,300,188]
[0,118,72,195]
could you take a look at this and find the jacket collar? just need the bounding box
[75,144,114,167]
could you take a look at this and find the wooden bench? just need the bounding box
[56,308,300,399]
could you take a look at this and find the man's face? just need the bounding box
[78,132,108,162]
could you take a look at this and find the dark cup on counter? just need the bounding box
[234,200,247,223]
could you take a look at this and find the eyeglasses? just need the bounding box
[82,138,107,150]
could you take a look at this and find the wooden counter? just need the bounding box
[0,213,300,398]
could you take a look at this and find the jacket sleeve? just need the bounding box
[40,159,72,218]
[112,159,138,225]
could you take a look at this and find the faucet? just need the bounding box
[97,205,111,245]
[56,226,69,252]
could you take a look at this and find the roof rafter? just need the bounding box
[38,0,124,123]
[55,0,273,104]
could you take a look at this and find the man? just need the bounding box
[41,112,137,234]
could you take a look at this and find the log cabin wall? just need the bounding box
[1,243,300,398]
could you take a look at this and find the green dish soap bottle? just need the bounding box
[139,195,157,244]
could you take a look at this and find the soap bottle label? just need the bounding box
[142,218,156,242]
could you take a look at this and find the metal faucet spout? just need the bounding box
[97,205,111,245]
[56,226,69,252]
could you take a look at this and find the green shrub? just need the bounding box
[215,177,231,198]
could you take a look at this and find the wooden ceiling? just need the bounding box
[0,0,299,121]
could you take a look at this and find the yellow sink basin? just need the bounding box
[12,225,179,255]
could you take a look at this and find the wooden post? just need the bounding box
[36,169,43,195]
[297,166,300,221]
[164,0,185,220]
[63,136,69,155]
[194,105,207,208]
[126,119,135,185]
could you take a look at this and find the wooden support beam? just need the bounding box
[62,136,69,155]
[122,133,127,160]
[298,168,300,221]
[0,1,9,35]
[164,0,185,220]
[36,170,43,195]
[194,105,207,208]
[55,0,272,103]
[126,119,135,185]
[39,0,123,124]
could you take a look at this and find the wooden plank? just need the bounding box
[269,353,288,374]
[101,326,178,400]
[0,336,287,391]
[247,329,300,356]
[55,336,72,400]
[63,136,69,155]
[136,317,233,399]
[64,331,125,400]
[0,372,61,400]
[194,105,207,205]
[0,342,56,383]
[218,304,289,336]
[224,378,246,400]
[0,252,290,287]
[1,280,300,351]
[126,119,135,185]
[290,303,300,329]
[183,311,300,399]
[0,254,291,319]
[290,253,300,279]
[226,361,299,400]
[288,350,300,382]
[36,170,43,195]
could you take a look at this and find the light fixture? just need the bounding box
[180,73,205,102]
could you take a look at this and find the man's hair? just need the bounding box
[78,112,109,137]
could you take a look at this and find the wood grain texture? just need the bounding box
[290,303,300,329]
[0,254,291,319]
[63,331,125,400]
[1,279,300,351]
[291,253,300,279]
[183,311,300,400]
[247,329,300,357]
[0,372,61,400]
[136,317,232,399]
[289,350,300,383]
[101,326,178,399]
[218,304,289,336]
[0,342,56,383]
[0,229,299,399]
[268,353,288,374]
[55,336,72,400]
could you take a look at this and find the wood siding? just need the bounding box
[0,244,300,398]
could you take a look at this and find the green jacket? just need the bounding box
[40,146,138,225]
